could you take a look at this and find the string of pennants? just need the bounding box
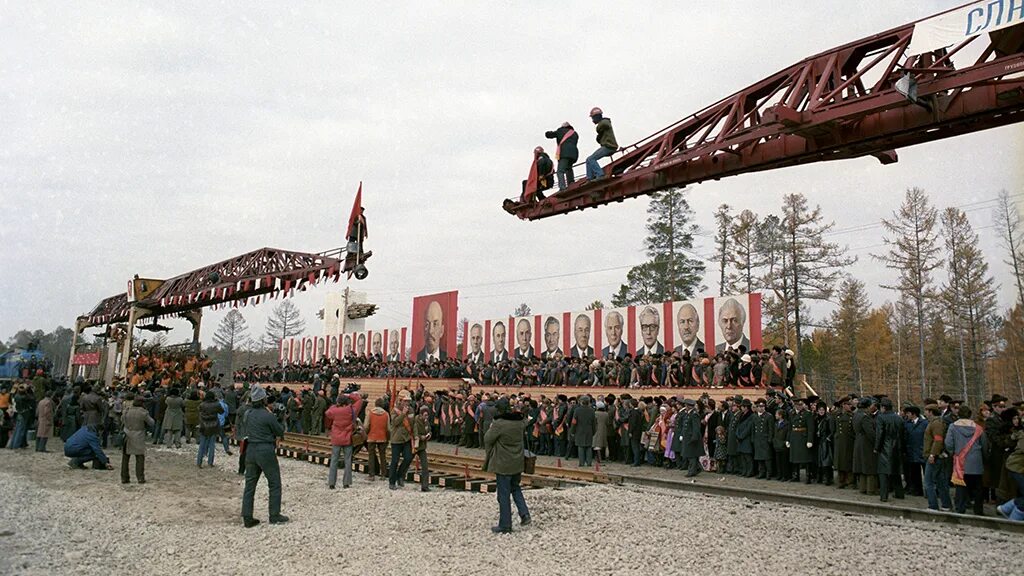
[85,264,340,325]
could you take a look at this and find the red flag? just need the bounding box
[346,182,364,240]
[523,154,540,201]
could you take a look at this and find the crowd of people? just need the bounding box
[5,363,1022,529]
[234,344,799,389]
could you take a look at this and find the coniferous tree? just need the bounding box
[874,187,942,399]
[213,310,248,376]
[613,188,705,305]
[780,193,856,367]
[942,207,998,403]
[265,301,306,348]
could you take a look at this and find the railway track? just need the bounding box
[271,433,1024,534]
[275,432,610,493]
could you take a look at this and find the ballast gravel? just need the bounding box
[0,445,1019,576]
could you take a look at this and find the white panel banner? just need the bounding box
[908,0,1024,55]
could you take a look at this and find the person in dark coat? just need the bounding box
[726,403,741,474]
[573,396,596,467]
[903,405,927,496]
[241,386,288,527]
[197,391,225,468]
[752,399,773,479]
[772,410,791,481]
[628,403,644,466]
[484,397,530,534]
[853,398,879,495]
[815,402,834,485]
[735,400,755,477]
[788,398,815,483]
[679,399,704,477]
[121,395,154,484]
[832,398,856,488]
[59,393,80,442]
[544,122,579,191]
[874,398,905,502]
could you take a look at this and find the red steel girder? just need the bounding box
[506,10,1024,221]
[79,247,344,327]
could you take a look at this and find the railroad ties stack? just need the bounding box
[276,433,615,493]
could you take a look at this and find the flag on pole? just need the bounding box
[346,182,365,241]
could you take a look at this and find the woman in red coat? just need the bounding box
[324,392,364,489]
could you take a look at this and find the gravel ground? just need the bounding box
[0,443,1020,576]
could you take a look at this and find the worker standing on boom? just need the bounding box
[585,107,617,181]
[544,122,578,191]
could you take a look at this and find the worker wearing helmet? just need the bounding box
[544,121,579,191]
[585,107,618,181]
[521,146,554,202]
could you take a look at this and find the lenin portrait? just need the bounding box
[715,297,750,353]
[674,302,704,355]
[416,300,447,362]
[491,321,508,363]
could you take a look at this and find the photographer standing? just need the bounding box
[241,386,288,528]
[484,397,531,534]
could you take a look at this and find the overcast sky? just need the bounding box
[1,1,1022,346]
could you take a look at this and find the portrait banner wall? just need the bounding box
[304,337,314,363]
[668,299,708,357]
[383,328,404,362]
[568,310,595,359]
[712,294,752,354]
[411,291,458,363]
[329,335,338,359]
[538,312,563,360]
[512,315,537,360]
[465,320,486,363]
[488,318,509,363]
[342,333,353,358]
[634,303,666,357]
[601,307,629,360]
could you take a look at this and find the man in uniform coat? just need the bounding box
[121,394,154,484]
[679,399,704,477]
[787,398,815,483]
[832,397,856,489]
[735,400,755,477]
[874,397,905,502]
[241,386,288,527]
[573,396,596,467]
[852,397,879,495]
[752,399,773,479]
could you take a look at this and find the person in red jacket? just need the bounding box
[324,392,364,489]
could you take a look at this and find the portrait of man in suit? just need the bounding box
[371,332,382,357]
[674,302,704,356]
[387,330,401,362]
[343,334,352,358]
[357,333,367,357]
[515,318,534,359]
[715,297,750,353]
[637,305,664,357]
[602,310,627,359]
[571,313,594,358]
[541,316,561,360]
[490,321,508,363]
[467,323,485,363]
[416,300,448,362]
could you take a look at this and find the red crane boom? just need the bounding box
[504,4,1024,221]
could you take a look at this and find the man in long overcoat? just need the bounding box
[832,398,856,488]
[853,397,879,495]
